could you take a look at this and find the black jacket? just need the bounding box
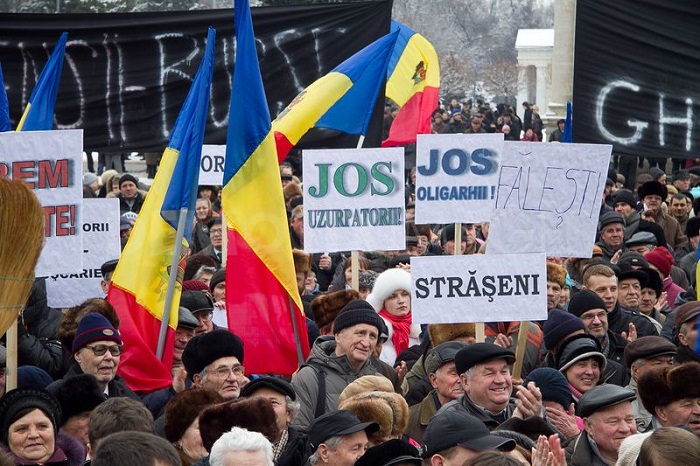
[442,393,515,431]
[608,304,658,338]
[277,427,308,466]
[49,362,140,400]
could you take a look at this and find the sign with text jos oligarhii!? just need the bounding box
[303,147,405,253]
[411,253,547,324]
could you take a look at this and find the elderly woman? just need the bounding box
[556,335,607,403]
[164,388,223,466]
[367,268,420,366]
[0,387,83,465]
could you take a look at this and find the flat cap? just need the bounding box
[455,343,515,375]
[577,384,636,418]
[424,341,468,375]
[623,336,677,368]
[625,231,657,247]
[240,376,296,401]
[307,410,379,452]
[177,307,199,330]
[598,211,624,230]
[675,301,700,327]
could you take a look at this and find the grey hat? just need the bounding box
[557,335,607,373]
[649,167,665,182]
[358,270,378,291]
[577,384,636,418]
[598,211,624,231]
[625,231,657,247]
[424,341,468,375]
[83,173,99,186]
[177,307,199,330]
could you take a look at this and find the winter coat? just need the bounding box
[564,432,608,466]
[4,432,84,466]
[405,389,440,444]
[377,317,420,367]
[18,279,63,378]
[608,304,658,338]
[277,427,308,466]
[290,337,383,429]
[440,394,515,431]
[48,362,140,401]
[117,191,145,215]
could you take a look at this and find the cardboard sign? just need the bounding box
[414,133,504,224]
[411,253,547,324]
[489,142,612,257]
[46,198,121,307]
[0,130,83,276]
[198,144,225,186]
[303,147,405,253]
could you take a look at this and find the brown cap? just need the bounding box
[623,336,677,367]
[675,301,700,327]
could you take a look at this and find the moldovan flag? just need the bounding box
[223,0,309,375]
[272,30,398,162]
[0,62,10,132]
[562,101,573,143]
[16,32,67,131]
[382,21,440,147]
[107,28,216,392]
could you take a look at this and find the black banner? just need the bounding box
[573,1,700,159]
[0,2,392,153]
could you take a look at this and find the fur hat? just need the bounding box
[547,262,567,288]
[283,182,302,203]
[366,268,412,312]
[338,375,395,405]
[199,398,279,452]
[182,330,244,381]
[292,249,311,275]
[164,388,223,443]
[47,374,104,425]
[100,169,118,186]
[638,181,668,200]
[339,394,395,443]
[637,362,700,416]
[428,323,476,346]
[340,391,409,439]
[311,290,360,330]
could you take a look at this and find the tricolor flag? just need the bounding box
[382,21,440,147]
[223,0,309,375]
[16,32,67,132]
[561,101,573,143]
[0,62,10,132]
[272,30,398,162]
[107,28,216,392]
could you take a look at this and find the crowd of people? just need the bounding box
[5,102,700,466]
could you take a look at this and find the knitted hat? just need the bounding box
[47,374,105,424]
[524,368,573,409]
[182,330,244,381]
[164,388,223,443]
[648,168,665,182]
[182,280,210,293]
[209,268,226,292]
[118,173,138,188]
[638,181,668,200]
[0,388,61,444]
[567,290,608,318]
[542,310,586,350]
[83,173,99,186]
[72,313,122,354]
[311,290,360,330]
[598,211,624,231]
[366,268,412,312]
[333,300,384,335]
[17,366,53,389]
[199,398,279,451]
[637,362,700,416]
[612,189,637,209]
[547,262,567,288]
[644,248,674,277]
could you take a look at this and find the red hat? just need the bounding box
[643,248,674,277]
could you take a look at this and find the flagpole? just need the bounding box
[156,206,188,360]
[288,295,305,366]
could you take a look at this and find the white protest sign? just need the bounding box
[198,144,226,186]
[411,253,547,324]
[0,130,83,276]
[303,147,405,253]
[490,142,612,257]
[46,198,121,307]
[414,133,504,224]
[487,210,546,255]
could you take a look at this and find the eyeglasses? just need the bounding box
[580,311,607,322]
[195,311,214,322]
[209,228,223,236]
[207,364,245,379]
[84,344,123,357]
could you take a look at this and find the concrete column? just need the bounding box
[517,65,529,108]
[548,0,575,117]
[535,65,547,109]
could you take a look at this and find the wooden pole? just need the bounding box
[6,321,17,391]
[511,321,529,380]
[351,251,359,291]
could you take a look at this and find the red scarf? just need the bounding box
[379,310,412,355]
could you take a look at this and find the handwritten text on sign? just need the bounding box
[415,133,504,224]
[488,142,612,257]
[0,130,83,276]
[303,147,405,253]
[411,253,548,324]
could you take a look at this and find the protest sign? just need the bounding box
[303,147,405,253]
[411,253,547,324]
[198,145,225,186]
[46,198,121,307]
[0,130,83,276]
[414,133,504,224]
[489,141,612,257]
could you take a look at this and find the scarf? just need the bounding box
[569,383,584,402]
[272,427,289,461]
[379,310,412,355]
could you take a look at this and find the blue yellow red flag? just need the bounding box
[0,62,10,132]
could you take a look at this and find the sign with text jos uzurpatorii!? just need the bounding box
[487,141,612,258]
[414,133,504,224]
[0,130,83,276]
[46,198,121,308]
[411,253,548,324]
[302,147,405,253]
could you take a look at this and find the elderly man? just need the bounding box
[182,329,245,401]
[637,362,700,434]
[547,262,567,311]
[291,300,385,428]
[565,384,637,465]
[596,212,626,261]
[624,231,657,255]
[622,336,677,430]
[180,290,215,336]
[240,377,306,466]
[638,181,687,249]
[306,410,378,466]
[406,341,467,443]
[117,173,144,215]
[421,408,515,465]
[612,189,640,239]
[209,427,274,466]
[191,218,223,268]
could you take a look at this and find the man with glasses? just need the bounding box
[49,313,139,400]
[180,290,216,336]
[191,218,224,268]
[182,329,246,401]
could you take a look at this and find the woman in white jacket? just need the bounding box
[366,268,421,366]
